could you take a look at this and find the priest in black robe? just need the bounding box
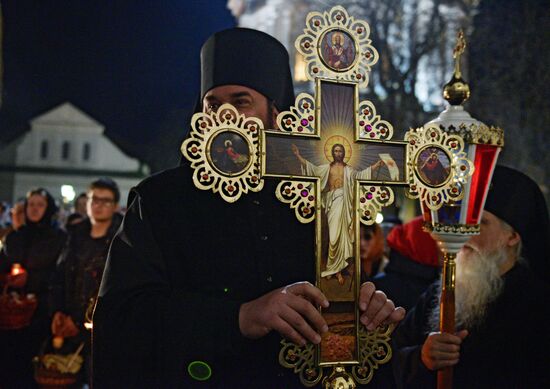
[92,28,405,388]
[392,165,550,388]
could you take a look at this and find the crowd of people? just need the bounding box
[0,178,122,388]
[1,26,548,389]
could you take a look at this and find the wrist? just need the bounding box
[238,302,250,337]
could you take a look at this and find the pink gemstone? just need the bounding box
[366,125,373,132]
[301,119,309,126]
[366,193,373,200]
[301,190,308,197]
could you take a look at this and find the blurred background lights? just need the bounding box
[61,185,76,203]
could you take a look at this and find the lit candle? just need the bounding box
[10,263,24,276]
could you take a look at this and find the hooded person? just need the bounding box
[0,188,67,387]
[0,188,66,295]
[483,165,550,283]
[93,28,405,388]
[392,165,550,389]
[374,216,441,311]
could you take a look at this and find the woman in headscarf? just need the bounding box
[0,188,67,387]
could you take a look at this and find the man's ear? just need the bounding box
[506,231,521,248]
[271,106,280,130]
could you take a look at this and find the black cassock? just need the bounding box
[392,263,550,389]
[93,165,317,388]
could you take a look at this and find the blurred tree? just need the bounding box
[469,0,550,205]
[316,0,479,135]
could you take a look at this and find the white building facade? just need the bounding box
[0,102,148,206]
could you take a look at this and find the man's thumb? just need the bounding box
[456,329,469,339]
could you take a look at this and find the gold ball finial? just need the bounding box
[443,30,471,105]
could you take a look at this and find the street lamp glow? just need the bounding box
[61,185,76,202]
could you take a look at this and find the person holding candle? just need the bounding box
[0,188,67,387]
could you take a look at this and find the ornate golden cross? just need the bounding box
[181,6,474,388]
[260,7,409,387]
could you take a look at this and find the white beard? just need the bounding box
[429,245,507,331]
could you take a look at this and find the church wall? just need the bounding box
[0,138,20,165]
[16,125,140,172]
[1,102,147,204]
[94,137,140,171]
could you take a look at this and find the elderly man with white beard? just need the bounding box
[391,165,550,389]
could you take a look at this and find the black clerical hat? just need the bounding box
[200,28,295,111]
[484,166,550,280]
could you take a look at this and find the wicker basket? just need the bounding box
[33,364,78,388]
[0,292,38,330]
[33,337,85,388]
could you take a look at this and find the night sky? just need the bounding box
[0,0,235,164]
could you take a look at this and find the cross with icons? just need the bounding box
[181,6,474,388]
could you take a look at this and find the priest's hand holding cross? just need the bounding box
[239,281,405,346]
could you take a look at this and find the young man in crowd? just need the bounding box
[50,178,122,385]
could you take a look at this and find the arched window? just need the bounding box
[62,141,70,160]
[40,140,49,159]
[82,143,91,161]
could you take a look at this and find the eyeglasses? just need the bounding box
[88,196,115,207]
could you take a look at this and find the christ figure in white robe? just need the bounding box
[292,143,383,285]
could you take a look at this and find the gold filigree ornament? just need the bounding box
[425,222,480,235]
[279,324,395,388]
[277,93,316,134]
[275,180,317,224]
[295,6,379,87]
[357,100,394,140]
[442,123,504,147]
[405,125,474,210]
[357,185,395,225]
[351,324,394,385]
[181,104,264,203]
[279,341,323,387]
[468,124,504,146]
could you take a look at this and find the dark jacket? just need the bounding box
[0,224,66,299]
[93,165,316,388]
[50,214,123,324]
[0,223,66,386]
[392,263,550,389]
[374,250,440,312]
